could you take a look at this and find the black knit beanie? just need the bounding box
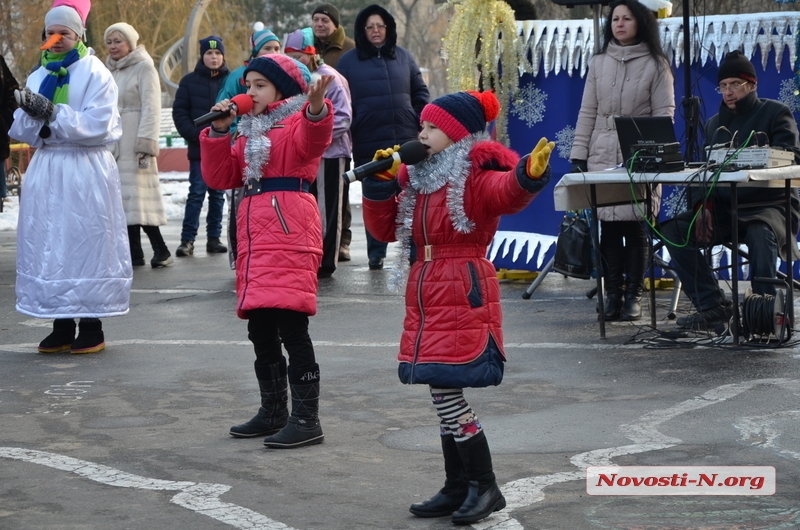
[717,50,756,84]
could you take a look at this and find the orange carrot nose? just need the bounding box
[40,34,63,51]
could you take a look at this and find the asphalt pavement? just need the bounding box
[2,203,800,530]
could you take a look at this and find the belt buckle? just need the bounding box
[424,245,432,262]
[245,179,262,196]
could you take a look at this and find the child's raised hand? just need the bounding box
[209,99,236,132]
[527,137,555,179]
[307,74,334,115]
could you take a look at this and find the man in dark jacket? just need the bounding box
[661,50,800,330]
[172,36,230,257]
[0,55,19,205]
[312,2,356,262]
[336,4,429,269]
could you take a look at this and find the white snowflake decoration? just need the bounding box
[510,84,548,128]
[555,125,575,160]
[778,78,800,112]
[660,187,688,219]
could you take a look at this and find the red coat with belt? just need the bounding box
[362,140,550,387]
[200,99,333,318]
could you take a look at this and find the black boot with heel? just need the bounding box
[410,434,468,517]
[599,246,624,321]
[621,245,648,321]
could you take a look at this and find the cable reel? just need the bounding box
[741,287,792,344]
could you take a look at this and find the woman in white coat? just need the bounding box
[105,22,171,268]
[11,0,131,354]
[569,0,674,321]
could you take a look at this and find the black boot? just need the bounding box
[143,226,173,268]
[451,432,506,525]
[621,245,648,321]
[71,319,105,354]
[230,359,289,438]
[410,434,469,517]
[206,237,228,253]
[599,245,624,321]
[263,364,324,448]
[128,225,145,266]
[176,240,194,257]
[38,319,76,353]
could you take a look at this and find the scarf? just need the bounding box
[237,95,307,184]
[39,41,88,104]
[389,132,486,290]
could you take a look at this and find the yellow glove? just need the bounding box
[527,137,555,179]
[373,144,401,181]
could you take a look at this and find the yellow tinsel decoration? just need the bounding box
[442,0,521,144]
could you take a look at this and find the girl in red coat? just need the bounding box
[362,90,554,524]
[200,55,334,449]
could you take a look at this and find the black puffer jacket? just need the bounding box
[701,91,800,259]
[336,4,429,165]
[0,56,19,160]
[172,60,229,160]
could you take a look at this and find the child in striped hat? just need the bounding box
[361,90,554,524]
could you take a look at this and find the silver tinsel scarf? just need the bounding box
[389,132,488,290]
[237,95,307,184]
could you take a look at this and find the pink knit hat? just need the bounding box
[52,0,91,24]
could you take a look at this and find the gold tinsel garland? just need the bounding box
[441,0,521,144]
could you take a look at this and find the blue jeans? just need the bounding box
[181,159,224,242]
[661,213,779,311]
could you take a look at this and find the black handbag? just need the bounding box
[553,211,592,279]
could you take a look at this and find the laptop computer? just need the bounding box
[614,116,684,172]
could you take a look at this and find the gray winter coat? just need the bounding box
[570,41,675,221]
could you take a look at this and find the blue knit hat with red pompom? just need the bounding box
[420,90,500,142]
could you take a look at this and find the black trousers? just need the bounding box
[311,157,348,274]
[247,308,316,380]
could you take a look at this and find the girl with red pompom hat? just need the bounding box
[361,89,555,524]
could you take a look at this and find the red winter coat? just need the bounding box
[362,141,549,388]
[200,100,333,318]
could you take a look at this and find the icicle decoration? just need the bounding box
[441,0,520,144]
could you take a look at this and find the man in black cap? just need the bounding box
[660,50,800,330]
[311,3,356,262]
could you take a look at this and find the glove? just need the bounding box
[527,137,555,179]
[372,144,401,181]
[570,159,588,173]
[15,88,55,122]
[137,153,150,169]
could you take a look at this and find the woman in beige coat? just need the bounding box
[105,22,172,268]
[569,0,674,321]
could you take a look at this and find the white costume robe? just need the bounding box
[9,51,132,318]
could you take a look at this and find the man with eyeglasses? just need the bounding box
[336,4,430,270]
[660,50,800,330]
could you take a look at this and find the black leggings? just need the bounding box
[247,308,316,380]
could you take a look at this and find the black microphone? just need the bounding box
[193,94,254,128]
[344,140,428,183]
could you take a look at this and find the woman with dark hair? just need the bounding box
[569,0,674,321]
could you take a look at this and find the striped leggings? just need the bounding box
[430,387,482,442]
